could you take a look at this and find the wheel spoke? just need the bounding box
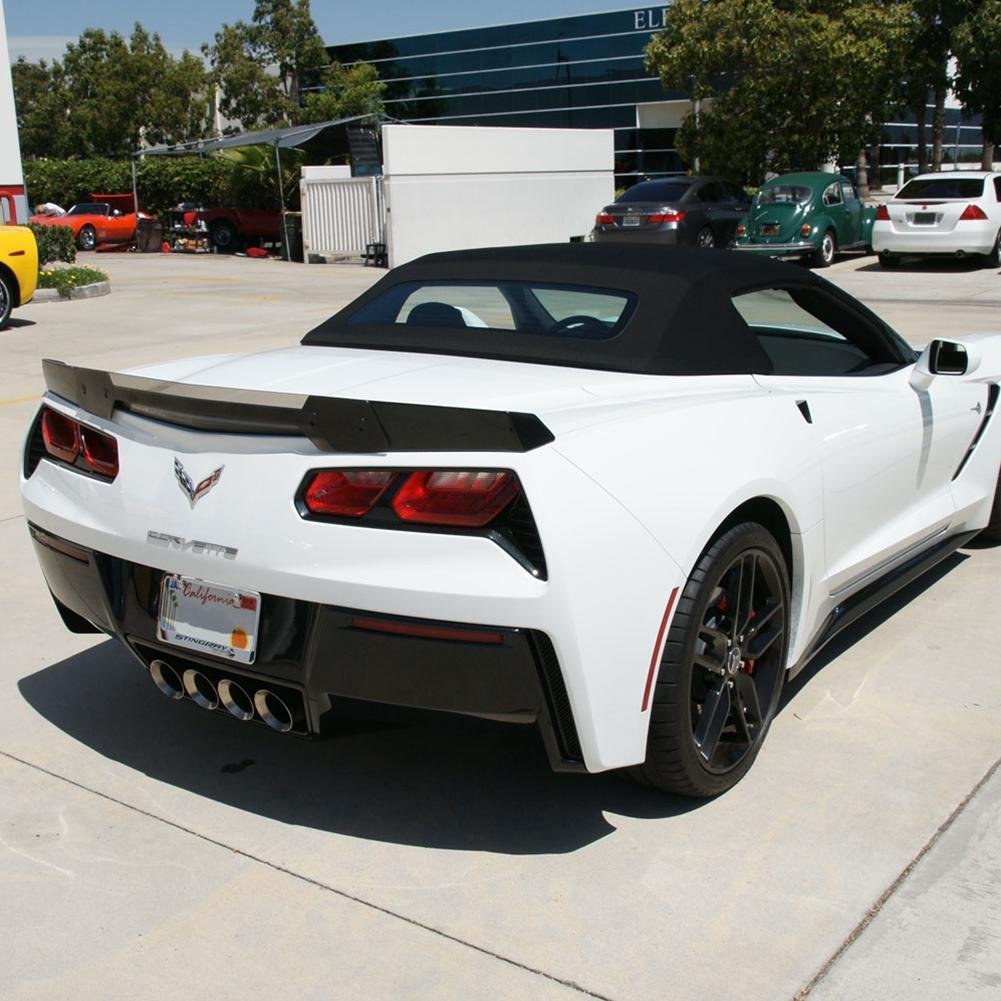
[745,599,781,641]
[732,672,762,743]
[694,682,731,761]
[733,554,756,638]
[747,622,783,660]
[694,652,726,676]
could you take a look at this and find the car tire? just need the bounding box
[982,231,1001,269]
[811,229,836,268]
[76,225,97,252]
[696,226,715,249]
[211,221,239,251]
[0,272,13,329]
[631,522,789,798]
[980,465,1001,543]
[878,253,901,269]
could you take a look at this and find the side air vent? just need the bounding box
[530,631,582,763]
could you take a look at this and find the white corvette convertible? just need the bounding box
[20,245,1001,796]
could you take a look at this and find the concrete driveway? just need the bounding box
[1,252,999,1000]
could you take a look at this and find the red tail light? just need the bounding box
[81,427,119,478]
[959,203,987,221]
[735,223,747,237]
[875,204,890,221]
[41,408,81,463]
[40,406,119,479]
[303,470,396,517]
[595,212,614,225]
[647,210,685,224]
[392,470,519,527]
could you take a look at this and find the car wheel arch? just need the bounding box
[0,262,21,307]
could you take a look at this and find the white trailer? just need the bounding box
[0,0,28,223]
[300,124,614,268]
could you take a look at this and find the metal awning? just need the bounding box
[137,115,379,157]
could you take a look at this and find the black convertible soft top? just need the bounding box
[302,243,902,376]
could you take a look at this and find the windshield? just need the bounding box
[617,180,691,204]
[347,280,635,340]
[67,203,108,216]
[755,185,812,207]
[897,177,985,199]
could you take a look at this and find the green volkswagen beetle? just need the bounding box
[731,172,876,267]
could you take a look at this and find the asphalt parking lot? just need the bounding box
[2,251,1000,1000]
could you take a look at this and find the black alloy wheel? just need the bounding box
[76,225,97,251]
[696,225,715,248]
[633,522,789,797]
[0,272,12,328]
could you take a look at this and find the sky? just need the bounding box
[4,0,644,62]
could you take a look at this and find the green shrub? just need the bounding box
[29,223,77,265]
[37,265,108,297]
[23,155,278,216]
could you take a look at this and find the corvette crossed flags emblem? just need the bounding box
[174,457,224,508]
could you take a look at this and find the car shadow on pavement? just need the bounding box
[3,317,36,329]
[855,258,991,275]
[17,643,701,855]
[779,550,968,707]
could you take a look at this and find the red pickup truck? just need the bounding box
[196,208,282,250]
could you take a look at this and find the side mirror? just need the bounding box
[910,338,980,389]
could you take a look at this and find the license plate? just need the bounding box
[912,212,937,225]
[157,574,261,664]
[760,224,780,236]
[622,215,642,227]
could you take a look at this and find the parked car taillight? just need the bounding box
[595,212,614,225]
[959,204,988,221]
[875,204,890,221]
[392,470,520,527]
[647,210,686,224]
[735,223,747,237]
[302,470,396,517]
[299,468,521,528]
[40,406,119,479]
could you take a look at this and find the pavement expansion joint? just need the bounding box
[0,748,618,1001]
[791,752,1001,1001]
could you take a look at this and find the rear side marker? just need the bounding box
[641,587,680,712]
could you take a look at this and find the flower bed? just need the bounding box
[37,266,109,299]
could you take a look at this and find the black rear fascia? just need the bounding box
[294,467,548,579]
[41,359,555,454]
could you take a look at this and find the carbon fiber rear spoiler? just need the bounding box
[42,359,555,453]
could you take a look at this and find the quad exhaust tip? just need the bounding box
[218,678,254,721]
[182,668,219,711]
[254,689,294,733]
[149,659,184,700]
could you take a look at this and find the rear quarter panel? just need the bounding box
[1,225,38,303]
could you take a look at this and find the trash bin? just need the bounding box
[281,212,304,263]
[135,217,163,253]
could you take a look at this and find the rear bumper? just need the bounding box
[872,222,997,256]
[29,523,586,771]
[730,240,814,258]
[591,228,680,244]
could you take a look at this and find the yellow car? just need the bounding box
[0,225,39,329]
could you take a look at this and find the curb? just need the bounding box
[32,280,111,303]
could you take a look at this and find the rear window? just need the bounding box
[617,180,691,204]
[897,177,985,199]
[347,280,635,340]
[755,185,812,207]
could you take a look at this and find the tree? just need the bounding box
[300,61,385,123]
[952,1,1001,169]
[203,0,384,130]
[11,26,212,159]
[645,0,912,185]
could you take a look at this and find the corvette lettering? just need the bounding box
[146,530,238,559]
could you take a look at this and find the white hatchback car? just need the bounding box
[873,171,1001,268]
